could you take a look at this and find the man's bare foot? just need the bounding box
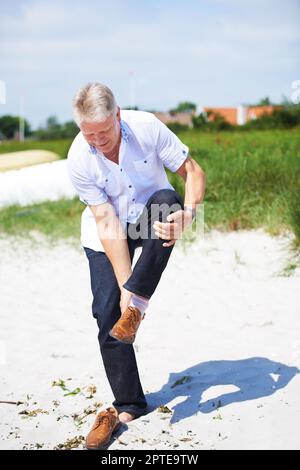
[118,411,135,424]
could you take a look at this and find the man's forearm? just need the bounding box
[99,221,132,289]
[184,160,206,209]
[92,203,132,289]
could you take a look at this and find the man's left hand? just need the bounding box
[153,209,194,248]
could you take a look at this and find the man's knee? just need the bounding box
[149,190,183,222]
[149,189,183,207]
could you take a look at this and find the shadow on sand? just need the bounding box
[145,357,300,424]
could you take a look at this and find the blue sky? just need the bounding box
[0,0,299,129]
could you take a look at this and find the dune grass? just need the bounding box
[169,127,300,245]
[0,198,83,246]
[0,128,299,251]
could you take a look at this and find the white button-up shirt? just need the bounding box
[67,110,189,252]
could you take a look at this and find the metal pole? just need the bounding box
[19,95,25,142]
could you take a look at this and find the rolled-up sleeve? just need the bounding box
[153,115,189,172]
[67,159,108,206]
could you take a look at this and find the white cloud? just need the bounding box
[0,0,299,127]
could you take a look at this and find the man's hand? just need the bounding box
[152,209,194,248]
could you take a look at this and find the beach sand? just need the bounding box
[0,229,299,450]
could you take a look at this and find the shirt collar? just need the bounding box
[88,118,131,155]
[120,119,130,143]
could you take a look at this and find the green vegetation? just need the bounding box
[192,105,300,132]
[0,114,78,140]
[169,101,197,114]
[34,116,79,140]
[168,128,300,246]
[0,115,31,138]
[243,106,300,131]
[0,128,299,254]
[0,198,83,242]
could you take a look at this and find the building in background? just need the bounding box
[154,111,194,127]
[203,105,282,125]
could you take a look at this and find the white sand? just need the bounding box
[0,229,299,450]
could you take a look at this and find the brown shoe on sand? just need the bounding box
[109,306,144,344]
[85,407,121,450]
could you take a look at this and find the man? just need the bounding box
[67,83,205,449]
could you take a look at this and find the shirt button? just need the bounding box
[132,198,135,202]
[144,160,147,163]
[129,185,132,188]
[120,168,123,172]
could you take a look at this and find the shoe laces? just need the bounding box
[95,413,113,430]
[123,307,139,326]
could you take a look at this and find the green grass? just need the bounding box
[168,127,300,243]
[0,128,299,254]
[0,198,83,244]
[0,139,72,159]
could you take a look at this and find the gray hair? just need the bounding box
[72,82,118,125]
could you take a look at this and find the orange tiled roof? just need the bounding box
[204,107,237,125]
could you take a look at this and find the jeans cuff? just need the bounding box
[123,282,151,300]
[114,405,149,419]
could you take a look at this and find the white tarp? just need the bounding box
[0,159,76,208]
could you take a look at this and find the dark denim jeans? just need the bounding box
[83,189,184,417]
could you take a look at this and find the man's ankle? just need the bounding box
[118,411,135,423]
[129,294,149,318]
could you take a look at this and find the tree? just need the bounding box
[192,110,233,131]
[169,101,197,115]
[280,94,294,107]
[34,115,62,140]
[257,97,272,106]
[123,105,139,110]
[61,120,79,138]
[46,115,60,129]
[0,114,31,139]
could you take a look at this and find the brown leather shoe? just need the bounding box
[109,306,143,344]
[85,407,121,450]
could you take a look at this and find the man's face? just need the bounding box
[80,108,121,153]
